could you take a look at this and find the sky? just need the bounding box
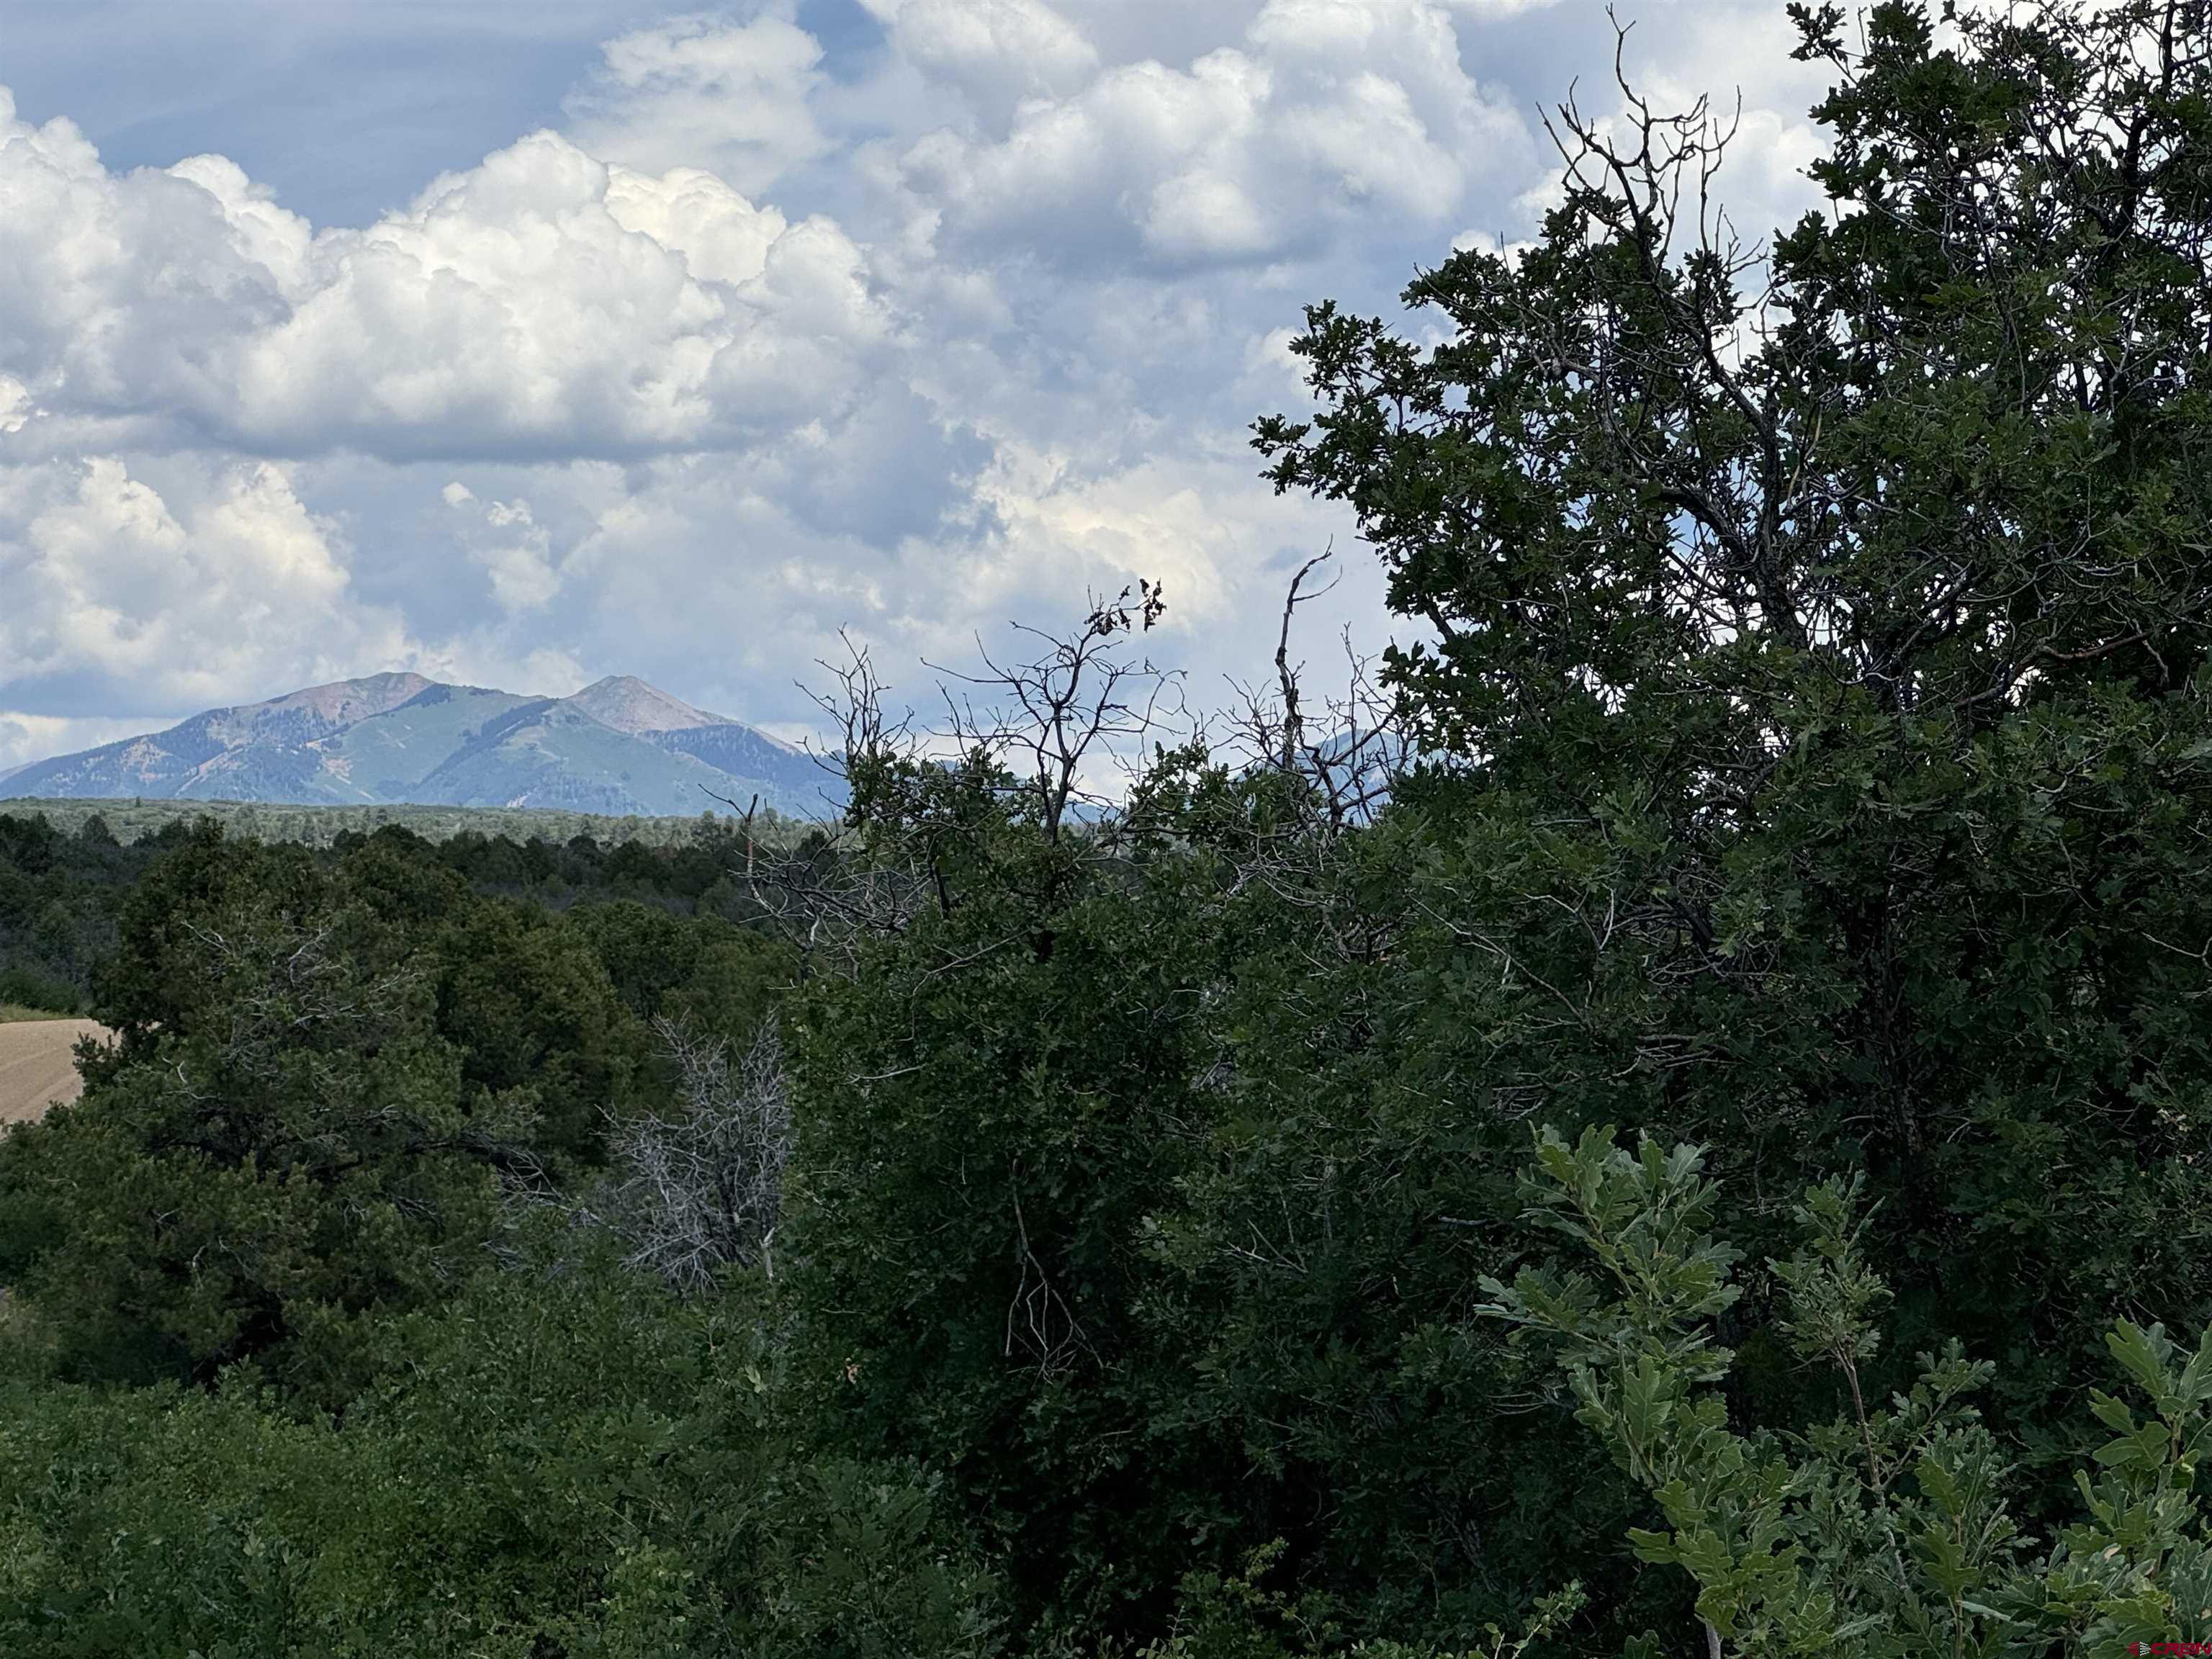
[0,0,1836,768]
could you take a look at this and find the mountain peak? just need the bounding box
[2,671,831,819]
[258,672,436,725]
[563,676,729,736]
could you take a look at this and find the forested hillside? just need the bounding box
[0,808,793,1016]
[6,4,2212,1653]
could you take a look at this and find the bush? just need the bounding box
[0,966,78,1015]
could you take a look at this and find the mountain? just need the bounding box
[1,674,838,820]
[562,676,727,735]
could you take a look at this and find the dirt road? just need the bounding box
[0,1020,112,1125]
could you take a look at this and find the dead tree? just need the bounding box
[1226,547,1409,837]
[738,588,1187,976]
[931,579,1179,844]
[593,1015,793,1292]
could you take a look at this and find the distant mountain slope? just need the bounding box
[2,674,838,820]
[562,675,727,735]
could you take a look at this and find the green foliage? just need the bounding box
[565,897,791,1046]
[782,743,1233,1639]
[11,4,2212,1653]
[0,1241,1000,1658]
[0,823,762,1390]
[3,827,506,1392]
[1133,1544,1584,1659]
[423,893,650,1162]
[1246,0,2212,1498]
[760,1459,1007,1659]
[1485,1125,2212,1655]
[0,811,135,1006]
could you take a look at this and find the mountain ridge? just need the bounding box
[1,674,835,820]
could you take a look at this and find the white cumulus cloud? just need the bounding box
[0,0,1849,765]
[0,94,891,463]
[891,0,1530,268]
[0,454,415,711]
[893,0,1102,122]
[562,12,832,194]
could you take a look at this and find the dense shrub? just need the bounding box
[0,1241,1000,1658]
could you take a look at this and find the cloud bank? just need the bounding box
[0,0,1829,773]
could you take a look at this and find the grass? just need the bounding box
[0,1006,77,1025]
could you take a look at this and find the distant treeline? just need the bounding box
[0,804,801,1016]
[0,795,814,851]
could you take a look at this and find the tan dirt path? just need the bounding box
[0,1020,112,1124]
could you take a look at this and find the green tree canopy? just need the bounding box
[1250,0,2212,1432]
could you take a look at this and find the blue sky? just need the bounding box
[0,0,1830,767]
